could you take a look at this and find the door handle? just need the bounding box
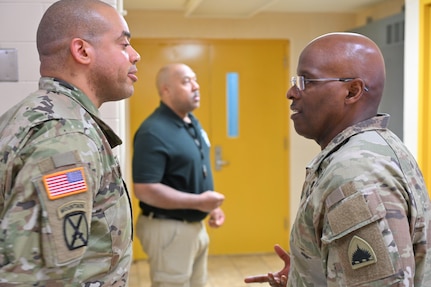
[214,145,229,171]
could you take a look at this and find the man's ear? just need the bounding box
[70,38,92,64]
[345,79,366,104]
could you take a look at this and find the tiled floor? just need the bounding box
[128,253,281,287]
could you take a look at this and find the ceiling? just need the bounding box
[123,0,386,18]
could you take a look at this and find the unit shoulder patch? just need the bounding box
[63,211,89,250]
[348,235,377,270]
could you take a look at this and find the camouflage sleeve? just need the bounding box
[288,129,431,286]
[0,130,101,285]
[322,180,414,286]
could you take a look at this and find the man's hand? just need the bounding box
[244,244,290,287]
[198,191,224,212]
[208,207,225,228]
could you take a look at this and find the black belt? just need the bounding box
[142,211,191,222]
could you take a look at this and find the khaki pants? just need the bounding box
[136,214,209,287]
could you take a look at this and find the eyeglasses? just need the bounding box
[290,76,369,92]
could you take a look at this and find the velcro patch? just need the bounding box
[43,167,88,200]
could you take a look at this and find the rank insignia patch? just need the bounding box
[348,235,377,270]
[43,167,88,200]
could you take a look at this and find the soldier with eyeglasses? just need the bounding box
[245,32,431,287]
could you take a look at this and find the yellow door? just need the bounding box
[129,39,290,259]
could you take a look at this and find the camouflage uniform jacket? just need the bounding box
[0,77,133,286]
[289,114,431,286]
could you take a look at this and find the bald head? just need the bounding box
[156,64,173,96]
[37,0,114,68]
[288,32,387,148]
[156,63,190,96]
[155,63,200,119]
[300,32,386,108]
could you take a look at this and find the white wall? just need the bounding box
[0,1,46,115]
[404,0,419,157]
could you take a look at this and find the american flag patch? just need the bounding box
[43,167,88,200]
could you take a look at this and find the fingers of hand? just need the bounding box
[268,273,285,287]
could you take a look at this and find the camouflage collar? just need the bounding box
[40,77,99,116]
[39,77,122,148]
[307,114,390,170]
[328,114,390,149]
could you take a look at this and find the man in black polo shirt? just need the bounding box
[133,63,225,287]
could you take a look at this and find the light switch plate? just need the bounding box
[0,48,18,82]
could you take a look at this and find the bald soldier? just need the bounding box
[0,0,140,285]
[245,32,431,286]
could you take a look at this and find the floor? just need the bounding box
[128,253,280,287]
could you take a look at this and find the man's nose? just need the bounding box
[286,86,299,100]
[130,47,140,64]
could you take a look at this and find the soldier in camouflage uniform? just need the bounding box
[245,32,431,286]
[0,0,140,286]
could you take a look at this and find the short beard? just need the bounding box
[88,65,131,106]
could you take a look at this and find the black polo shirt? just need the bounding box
[132,102,214,222]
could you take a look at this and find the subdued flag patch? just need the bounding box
[348,235,377,270]
[43,167,88,200]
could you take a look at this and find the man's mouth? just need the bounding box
[128,67,138,82]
